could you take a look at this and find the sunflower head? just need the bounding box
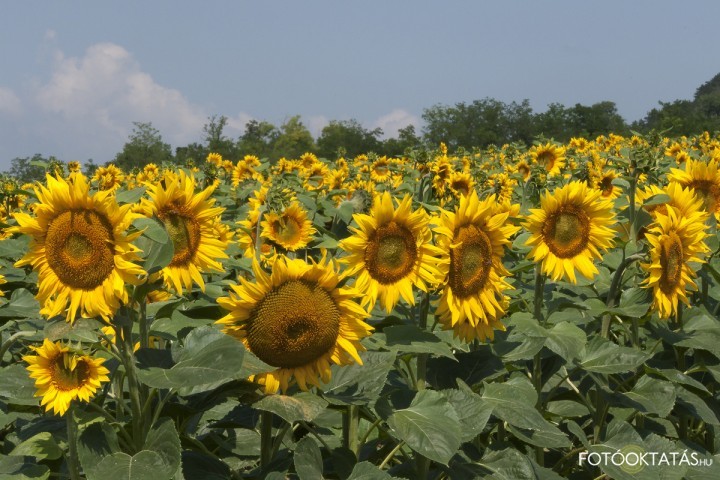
[434,190,520,342]
[641,206,709,319]
[531,143,566,177]
[217,256,373,394]
[10,173,145,322]
[524,180,616,283]
[24,339,110,416]
[260,201,316,252]
[338,192,447,313]
[139,170,229,294]
[668,158,720,218]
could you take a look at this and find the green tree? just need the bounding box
[271,115,315,160]
[6,154,48,183]
[316,119,382,159]
[382,124,423,156]
[237,119,279,159]
[113,122,173,171]
[204,115,239,160]
[534,103,573,141]
[567,101,628,138]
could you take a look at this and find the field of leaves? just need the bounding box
[1,132,720,479]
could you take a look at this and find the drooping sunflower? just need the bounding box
[434,190,520,342]
[448,171,475,197]
[641,206,709,319]
[668,158,720,219]
[23,339,110,416]
[338,192,447,312]
[217,256,373,394]
[531,143,566,177]
[11,174,144,322]
[595,169,621,199]
[524,180,616,283]
[138,170,229,294]
[260,201,316,252]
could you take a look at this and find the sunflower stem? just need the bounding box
[601,253,644,339]
[121,323,145,450]
[138,299,149,350]
[66,403,81,480]
[532,264,546,466]
[260,410,274,468]
[416,292,431,391]
[343,405,360,456]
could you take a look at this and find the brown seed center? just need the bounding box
[542,206,591,258]
[364,221,418,284]
[659,233,684,294]
[450,225,493,298]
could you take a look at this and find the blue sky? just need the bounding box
[2,1,720,169]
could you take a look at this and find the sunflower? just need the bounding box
[595,169,621,199]
[260,201,316,252]
[448,171,475,197]
[206,152,223,167]
[11,174,144,322]
[434,190,520,342]
[370,157,392,183]
[524,181,616,283]
[531,143,566,177]
[92,164,124,192]
[637,182,705,219]
[641,206,709,318]
[516,159,532,182]
[217,256,373,394]
[338,192,447,312]
[23,339,110,416]
[139,170,229,294]
[668,158,720,219]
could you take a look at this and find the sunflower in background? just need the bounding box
[217,256,373,394]
[434,191,520,342]
[261,201,316,252]
[524,180,615,283]
[11,174,144,322]
[139,170,229,294]
[668,158,720,220]
[339,192,447,312]
[530,143,566,177]
[92,164,125,192]
[23,339,110,416]
[641,206,709,319]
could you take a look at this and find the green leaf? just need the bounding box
[80,418,181,480]
[323,351,395,405]
[134,217,174,274]
[136,327,265,392]
[620,376,676,417]
[610,287,651,318]
[441,387,493,442]
[0,456,49,480]
[294,437,324,480]
[254,392,328,424]
[9,432,63,460]
[481,377,570,446]
[676,389,720,426]
[0,364,39,405]
[578,337,648,374]
[545,321,587,361]
[479,448,565,480]
[116,187,146,204]
[384,325,455,359]
[387,390,462,466]
[0,289,41,319]
[346,462,394,480]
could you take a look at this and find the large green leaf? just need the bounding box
[136,327,267,392]
[387,390,462,466]
[384,325,455,359]
[323,351,395,405]
[254,392,328,424]
[294,437,324,480]
[0,364,40,405]
[133,217,174,274]
[481,378,570,447]
[619,376,676,417]
[9,432,63,460]
[545,321,587,361]
[0,456,49,480]
[79,418,181,480]
[346,462,395,479]
[578,337,648,374]
[441,387,493,442]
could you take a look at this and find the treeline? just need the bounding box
[6,72,720,182]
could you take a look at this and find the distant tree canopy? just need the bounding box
[8,71,720,173]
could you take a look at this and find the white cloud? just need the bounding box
[372,109,420,138]
[35,43,209,146]
[0,87,22,115]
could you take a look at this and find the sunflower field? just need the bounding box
[2,132,720,480]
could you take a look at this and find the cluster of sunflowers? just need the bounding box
[1,131,720,478]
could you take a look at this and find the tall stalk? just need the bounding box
[532,264,546,466]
